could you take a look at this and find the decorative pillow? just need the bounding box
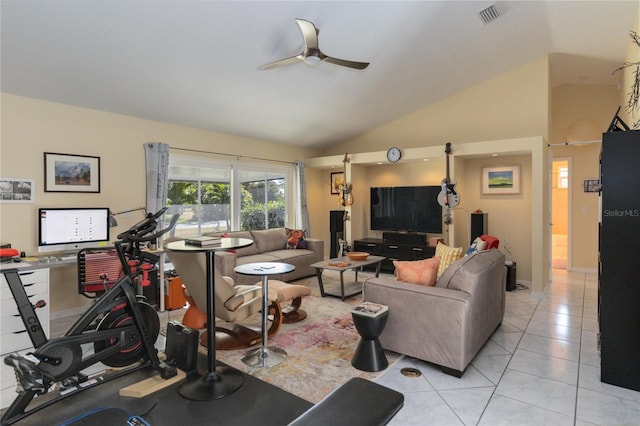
[435,242,464,278]
[285,228,307,249]
[466,237,488,256]
[393,257,440,286]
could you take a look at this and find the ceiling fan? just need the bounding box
[261,18,369,70]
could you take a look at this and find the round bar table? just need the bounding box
[234,262,294,368]
[166,237,253,400]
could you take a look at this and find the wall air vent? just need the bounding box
[478,4,502,25]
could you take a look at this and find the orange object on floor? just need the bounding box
[164,276,187,310]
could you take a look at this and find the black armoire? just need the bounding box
[599,130,640,391]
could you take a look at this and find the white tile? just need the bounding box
[581,318,598,332]
[576,387,640,425]
[479,394,574,426]
[518,332,580,362]
[489,330,522,354]
[495,369,577,417]
[578,363,640,403]
[536,301,584,317]
[476,340,512,357]
[531,310,582,329]
[388,390,463,426]
[502,315,530,332]
[471,354,511,385]
[439,386,494,425]
[375,356,434,393]
[508,348,578,385]
[525,318,582,343]
[579,330,601,368]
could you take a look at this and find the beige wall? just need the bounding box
[461,154,532,282]
[0,93,317,314]
[549,84,619,271]
[312,57,550,290]
[618,8,640,128]
[323,56,550,156]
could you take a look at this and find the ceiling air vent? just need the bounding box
[478,4,502,25]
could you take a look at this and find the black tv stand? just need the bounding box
[353,232,435,272]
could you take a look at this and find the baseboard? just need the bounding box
[568,266,597,274]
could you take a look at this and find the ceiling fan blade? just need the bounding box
[296,18,319,51]
[324,56,370,70]
[262,18,370,71]
[261,54,303,70]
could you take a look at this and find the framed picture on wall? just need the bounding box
[331,172,344,194]
[482,166,520,195]
[0,178,35,203]
[583,179,600,193]
[44,152,101,193]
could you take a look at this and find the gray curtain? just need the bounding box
[144,142,170,218]
[295,162,310,235]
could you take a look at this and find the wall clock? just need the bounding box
[387,147,401,163]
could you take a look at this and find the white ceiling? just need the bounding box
[1,1,637,150]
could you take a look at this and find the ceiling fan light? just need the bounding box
[303,55,322,66]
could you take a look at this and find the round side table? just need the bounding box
[166,237,253,400]
[351,306,389,372]
[234,262,294,368]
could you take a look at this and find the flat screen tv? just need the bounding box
[370,186,443,234]
[38,207,110,253]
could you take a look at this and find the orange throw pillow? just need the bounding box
[393,257,441,286]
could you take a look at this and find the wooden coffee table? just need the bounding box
[310,255,385,300]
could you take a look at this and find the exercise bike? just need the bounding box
[1,208,179,426]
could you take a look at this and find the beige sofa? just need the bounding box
[363,249,506,377]
[210,228,324,286]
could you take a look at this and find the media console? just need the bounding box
[353,232,435,272]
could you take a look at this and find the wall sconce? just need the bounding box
[109,207,147,227]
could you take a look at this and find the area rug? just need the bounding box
[210,269,401,403]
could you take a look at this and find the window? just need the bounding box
[167,153,291,238]
[238,169,286,230]
[558,166,568,189]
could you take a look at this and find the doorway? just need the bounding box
[551,159,569,269]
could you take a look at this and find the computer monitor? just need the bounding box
[38,207,110,253]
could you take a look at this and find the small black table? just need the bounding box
[235,262,295,368]
[165,237,253,401]
[351,304,389,372]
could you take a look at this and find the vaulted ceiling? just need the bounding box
[1,1,637,150]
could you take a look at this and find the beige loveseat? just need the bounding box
[363,249,506,377]
[210,228,324,286]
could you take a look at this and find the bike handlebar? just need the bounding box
[116,207,176,243]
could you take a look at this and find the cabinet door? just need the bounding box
[1,269,50,354]
[354,241,381,256]
[599,130,640,392]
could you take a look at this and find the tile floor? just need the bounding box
[374,269,640,425]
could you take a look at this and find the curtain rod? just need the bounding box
[170,147,297,165]
[547,139,601,147]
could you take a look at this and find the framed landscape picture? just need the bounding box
[482,166,520,195]
[44,152,100,193]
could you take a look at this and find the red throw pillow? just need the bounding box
[285,228,307,249]
[393,257,441,286]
